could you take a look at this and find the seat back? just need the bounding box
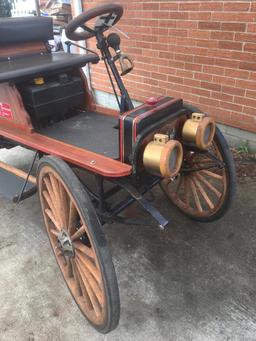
[0,16,53,45]
[0,16,53,60]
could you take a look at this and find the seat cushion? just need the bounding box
[0,16,53,45]
[0,52,99,83]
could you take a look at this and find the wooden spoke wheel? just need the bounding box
[37,156,120,333]
[160,127,236,222]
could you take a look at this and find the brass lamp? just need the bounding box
[143,134,183,178]
[182,113,215,149]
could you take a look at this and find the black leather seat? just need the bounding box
[0,52,99,83]
[0,16,99,83]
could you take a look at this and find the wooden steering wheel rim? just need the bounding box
[65,3,123,41]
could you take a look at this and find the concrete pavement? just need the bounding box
[0,147,256,341]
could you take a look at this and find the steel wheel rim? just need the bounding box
[161,140,227,218]
[38,166,106,326]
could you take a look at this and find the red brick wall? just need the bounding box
[81,1,256,133]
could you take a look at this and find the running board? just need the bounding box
[0,161,37,202]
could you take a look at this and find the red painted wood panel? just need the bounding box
[0,122,132,177]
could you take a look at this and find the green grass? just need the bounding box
[237,141,250,155]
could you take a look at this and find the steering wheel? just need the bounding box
[65,3,123,41]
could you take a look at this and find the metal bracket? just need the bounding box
[111,178,169,230]
[16,151,38,204]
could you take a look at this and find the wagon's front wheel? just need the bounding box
[160,127,236,222]
[37,156,120,333]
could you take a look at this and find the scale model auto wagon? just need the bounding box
[0,3,236,333]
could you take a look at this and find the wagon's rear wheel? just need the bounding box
[37,156,120,333]
[160,128,236,221]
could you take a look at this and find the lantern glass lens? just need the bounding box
[203,124,212,145]
[169,146,178,172]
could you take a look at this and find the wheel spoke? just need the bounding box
[58,182,69,229]
[190,178,203,212]
[176,175,183,194]
[197,159,214,164]
[201,169,223,180]
[75,248,101,285]
[44,176,63,227]
[56,249,62,257]
[74,260,95,312]
[49,173,64,226]
[196,173,222,198]
[49,227,59,237]
[71,258,83,297]
[184,177,190,207]
[66,257,73,278]
[76,256,103,305]
[43,177,55,200]
[73,240,95,260]
[73,259,93,312]
[76,260,102,317]
[42,190,58,223]
[68,200,78,235]
[45,208,61,230]
[193,176,214,210]
[71,225,86,241]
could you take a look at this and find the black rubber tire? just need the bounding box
[37,156,120,333]
[160,103,236,222]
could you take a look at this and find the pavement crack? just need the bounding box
[0,240,15,250]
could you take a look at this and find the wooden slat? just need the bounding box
[0,123,132,177]
[0,160,36,184]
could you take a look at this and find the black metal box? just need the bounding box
[19,75,85,125]
[119,96,183,163]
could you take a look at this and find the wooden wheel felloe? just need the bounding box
[37,156,120,333]
[160,128,236,222]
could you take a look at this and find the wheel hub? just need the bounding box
[57,229,74,257]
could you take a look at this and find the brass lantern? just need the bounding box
[182,113,215,149]
[143,134,183,178]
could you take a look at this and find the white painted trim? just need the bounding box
[71,0,92,91]
[94,89,142,110]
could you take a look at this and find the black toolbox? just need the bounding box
[119,96,183,163]
[19,74,85,127]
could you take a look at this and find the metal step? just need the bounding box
[0,168,36,202]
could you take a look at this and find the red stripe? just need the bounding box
[132,98,179,142]
[119,118,123,162]
[119,104,146,162]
